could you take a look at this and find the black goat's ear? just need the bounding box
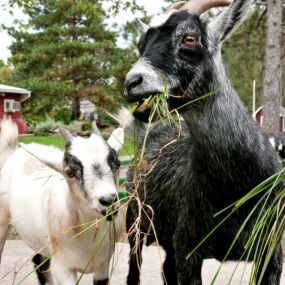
[135,18,149,33]
[207,0,251,44]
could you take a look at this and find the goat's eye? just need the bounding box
[66,170,75,178]
[182,35,197,46]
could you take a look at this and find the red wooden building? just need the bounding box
[0,84,31,134]
[253,106,285,133]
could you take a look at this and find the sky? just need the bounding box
[0,0,167,64]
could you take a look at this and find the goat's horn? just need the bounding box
[181,0,232,16]
[166,1,187,12]
[59,128,73,146]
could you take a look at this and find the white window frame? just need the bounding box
[4,99,15,113]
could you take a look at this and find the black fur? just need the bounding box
[32,254,50,285]
[93,163,105,179]
[64,152,84,180]
[124,1,284,284]
[93,279,109,285]
[107,147,120,173]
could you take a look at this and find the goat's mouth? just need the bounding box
[100,206,119,222]
[132,95,156,123]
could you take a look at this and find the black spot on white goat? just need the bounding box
[0,118,124,285]
[124,0,284,284]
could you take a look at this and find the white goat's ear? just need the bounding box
[107,127,124,153]
[19,143,63,173]
[207,0,251,44]
[59,128,73,148]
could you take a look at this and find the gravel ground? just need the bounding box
[0,240,284,285]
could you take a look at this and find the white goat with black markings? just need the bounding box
[0,118,124,285]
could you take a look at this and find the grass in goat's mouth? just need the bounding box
[131,93,177,168]
[131,94,170,124]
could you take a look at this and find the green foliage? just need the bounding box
[96,107,117,125]
[0,60,13,85]
[222,8,267,111]
[9,0,145,14]
[219,7,285,111]
[81,120,92,131]
[24,113,39,128]
[66,121,82,133]
[119,135,134,156]
[34,116,81,136]
[34,116,65,136]
[109,0,146,15]
[53,107,72,125]
[6,0,137,119]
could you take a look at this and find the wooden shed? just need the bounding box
[253,106,285,133]
[0,84,31,134]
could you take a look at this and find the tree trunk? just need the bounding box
[71,95,81,120]
[262,0,283,133]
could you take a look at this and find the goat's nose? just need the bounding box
[99,194,118,207]
[124,74,143,95]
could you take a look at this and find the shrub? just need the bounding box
[24,114,40,128]
[96,107,115,126]
[81,120,92,131]
[53,107,72,125]
[34,116,65,136]
[65,121,82,133]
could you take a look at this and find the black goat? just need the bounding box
[124,0,284,284]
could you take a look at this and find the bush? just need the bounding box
[81,120,92,131]
[53,107,72,125]
[65,121,82,133]
[35,116,65,136]
[96,107,116,126]
[34,116,83,136]
[24,114,40,128]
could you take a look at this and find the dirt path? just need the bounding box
[0,240,284,285]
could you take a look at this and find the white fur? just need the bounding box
[0,117,18,169]
[107,128,124,153]
[269,137,276,149]
[107,107,134,130]
[150,10,177,28]
[0,121,124,285]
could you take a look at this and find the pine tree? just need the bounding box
[0,60,13,85]
[6,0,136,119]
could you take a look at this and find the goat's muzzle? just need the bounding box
[99,194,119,221]
[101,205,119,222]
[124,58,164,103]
